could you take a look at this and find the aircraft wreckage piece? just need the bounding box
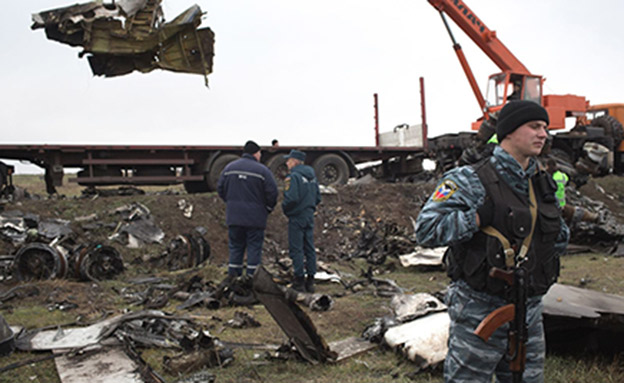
[164,231,211,270]
[252,266,337,364]
[0,313,15,356]
[390,292,447,322]
[16,310,188,351]
[542,283,624,353]
[70,243,124,281]
[31,0,215,83]
[54,347,143,383]
[384,312,450,370]
[13,242,69,281]
[398,246,447,268]
[381,285,624,368]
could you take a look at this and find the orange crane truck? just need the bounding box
[427,0,624,176]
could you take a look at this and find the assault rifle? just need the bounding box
[474,266,528,383]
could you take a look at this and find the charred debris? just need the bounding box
[1,180,624,380]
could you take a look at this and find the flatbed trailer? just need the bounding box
[0,79,434,194]
[0,141,428,194]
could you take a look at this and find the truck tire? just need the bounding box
[207,154,239,191]
[592,115,624,147]
[313,154,349,185]
[265,154,288,185]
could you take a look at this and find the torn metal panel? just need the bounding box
[16,315,119,351]
[543,283,624,318]
[398,246,446,268]
[38,218,73,240]
[32,1,214,82]
[0,313,15,356]
[252,266,336,364]
[543,283,624,353]
[314,271,342,284]
[54,346,143,383]
[327,337,377,363]
[0,216,28,244]
[117,218,165,246]
[15,310,186,351]
[390,293,447,322]
[383,312,450,370]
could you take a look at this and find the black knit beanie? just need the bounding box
[243,140,261,154]
[496,100,549,142]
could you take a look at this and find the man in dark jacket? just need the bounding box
[217,140,278,276]
[282,150,321,292]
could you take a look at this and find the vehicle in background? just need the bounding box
[427,0,624,176]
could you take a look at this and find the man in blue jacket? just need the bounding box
[217,140,278,277]
[282,150,321,292]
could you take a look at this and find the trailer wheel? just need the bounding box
[313,154,349,185]
[266,154,288,184]
[207,154,239,191]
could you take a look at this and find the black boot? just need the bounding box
[305,275,315,293]
[292,275,306,292]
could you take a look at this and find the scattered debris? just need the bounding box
[163,330,234,374]
[350,222,416,265]
[156,230,211,270]
[109,203,165,247]
[319,185,338,195]
[177,199,194,219]
[225,311,261,329]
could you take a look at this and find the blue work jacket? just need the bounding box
[217,154,278,228]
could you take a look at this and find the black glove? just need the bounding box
[477,196,495,227]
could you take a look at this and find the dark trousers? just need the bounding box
[288,217,316,278]
[227,225,265,276]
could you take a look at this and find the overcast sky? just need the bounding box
[2,0,623,173]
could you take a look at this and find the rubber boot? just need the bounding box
[292,275,306,293]
[305,275,315,294]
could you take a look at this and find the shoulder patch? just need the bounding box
[284,177,291,191]
[432,179,458,202]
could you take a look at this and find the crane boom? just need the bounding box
[428,0,530,75]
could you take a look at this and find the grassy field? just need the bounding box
[1,175,623,382]
[1,255,623,383]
